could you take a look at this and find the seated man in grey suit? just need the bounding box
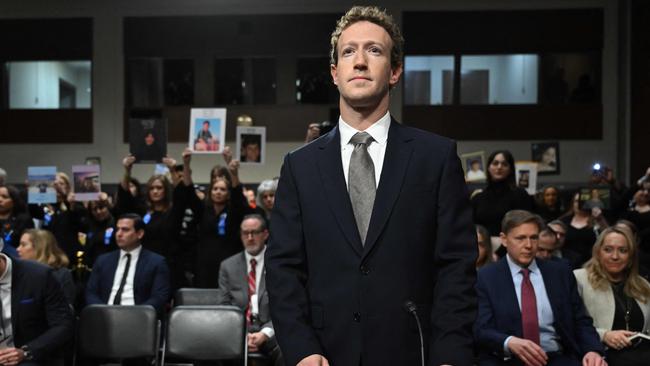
[219,214,282,366]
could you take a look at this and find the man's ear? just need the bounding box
[499,233,508,248]
[137,229,145,241]
[389,63,403,88]
[331,64,339,86]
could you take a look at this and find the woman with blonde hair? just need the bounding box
[18,229,76,306]
[574,226,650,365]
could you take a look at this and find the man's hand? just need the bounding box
[507,336,548,366]
[582,351,607,366]
[603,330,635,350]
[247,332,269,353]
[297,354,330,366]
[0,347,25,366]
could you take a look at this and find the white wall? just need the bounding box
[0,0,623,189]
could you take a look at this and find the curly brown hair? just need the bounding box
[330,6,404,70]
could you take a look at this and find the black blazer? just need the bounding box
[85,247,170,314]
[10,259,74,363]
[266,120,477,366]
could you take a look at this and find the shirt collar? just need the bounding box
[339,111,391,147]
[506,254,539,277]
[245,246,266,265]
[120,244,142,259]
[0,254,12,286]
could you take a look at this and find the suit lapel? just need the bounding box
[317,126,363,256]
[498,258,523,336]
[9,259,24,336]
[133,249,147,303]
[362,120,413,258]
[237,253,249,300]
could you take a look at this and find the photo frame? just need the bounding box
[578,186,611,210]
[129,118,168,163]
[72,165,100,201]
[236,126,266,165]
[460,151,487,182]
[515,161,538,195]
[531,141,560,175]
[27,166,57,204]
[189,108,227,154]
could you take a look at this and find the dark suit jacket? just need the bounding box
[85,247,170,314]
[218,251,272,332]
[266,120,477,366]
[475,257,604,365]
[10,259,74,363]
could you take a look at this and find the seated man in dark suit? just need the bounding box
[476,210,606,366]
[0,242,74,365]
[218,214,282,366]
[86,213,170,314]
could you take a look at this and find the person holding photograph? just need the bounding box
[560,192,609,267]
[472,150,534,256]
[574,226,650,365]
[181,148,254,288]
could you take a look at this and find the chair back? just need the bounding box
[77,305,160,360]
[165,305,246,361]
[174,287,221,306]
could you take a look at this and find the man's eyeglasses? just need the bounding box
[241,229,264,237]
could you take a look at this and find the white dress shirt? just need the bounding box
[108,245,142,305]
[0,254,13,347]
[244,247,274,339]
[504,255,561,353]
[339,112,391,189]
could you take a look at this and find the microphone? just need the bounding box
[403,301,425,366]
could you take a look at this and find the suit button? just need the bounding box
[360,265,370,275]
[353,312,361,322]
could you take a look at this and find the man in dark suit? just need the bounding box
[475,210,606,366]
[0,248,74,365]
[265,6,477,366]
[86,213,170,314]
[219,214,282,366]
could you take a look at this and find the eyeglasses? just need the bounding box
[241,229,264,237]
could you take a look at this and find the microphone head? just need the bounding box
[403,300,417,313]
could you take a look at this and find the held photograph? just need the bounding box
[129,118,168,163]
[236,126,266,165]
[531,141,560,175]
[460,151,486,182]
[189,108,227,153]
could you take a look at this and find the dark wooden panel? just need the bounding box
[403,105,602,140]
[0,18,93,60]
[404,9,603,54]
[630,0,650,181]
[0,109,92,143]
[124,14,340,58]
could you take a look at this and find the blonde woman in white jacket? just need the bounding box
[574,226,650,366]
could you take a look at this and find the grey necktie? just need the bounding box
[348,132,376,245]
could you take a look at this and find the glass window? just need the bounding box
[460,54,538,104]
[540,53,600,105]
[404,56,454,105]
[215,58,276,105]
[4,61,91,109]
[296,57,338,104]
[126,58,194,108]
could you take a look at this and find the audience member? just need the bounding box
[79,194,117,267]
[256,179,277,224]
[0,250,74,365]
[0,184,33,257]
[548,219,584,269]
[116,155,186,289]
[85,213,170,315]
[29,172,83,266]
[182,148,253,288]
[476,224,494,268]
[535,186,564,223]
[475,209,605,366]
[18,229,75,307]
[574,226,650,365]
[620,180,650,259]
[472,150,534,256]
[218,214,283,365]
[536,226,558,261]
[560,192,608,267]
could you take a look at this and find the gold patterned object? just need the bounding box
[237,114,253,126]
